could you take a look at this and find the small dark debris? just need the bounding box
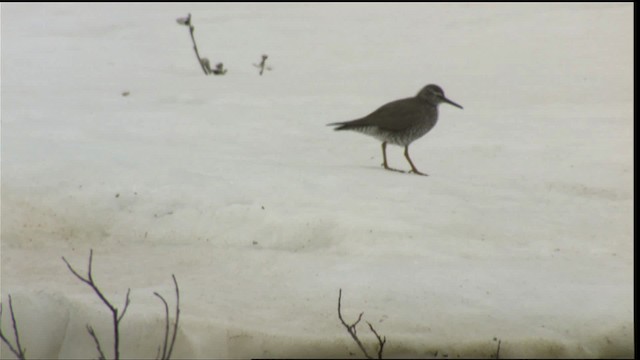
[122,91,130,97]
[176,15,190,26]
[212,62,227,75]
[261,206,265,210]
[252,241,258,245]
[115,193,120,198]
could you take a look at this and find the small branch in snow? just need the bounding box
[177,13,226,76]
[87,325,107,360]
[493,337,502,359]
[367,321,386,359]
[0,294,27,360]
[62,249,131,360]
[154,274,180,360]
[338,289,386,359]
[155,294,169,360]
[253,54,272,76]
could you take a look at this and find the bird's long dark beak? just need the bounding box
[442,96,463,109]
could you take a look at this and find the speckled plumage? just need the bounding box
[328,84,462,175]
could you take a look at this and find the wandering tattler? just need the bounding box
[328,84,463,176]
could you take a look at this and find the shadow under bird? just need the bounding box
[328,84,463,176]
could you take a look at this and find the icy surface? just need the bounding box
[1,3,634,359]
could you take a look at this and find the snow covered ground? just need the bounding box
[1,3,634,359]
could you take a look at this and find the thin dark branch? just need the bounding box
[253,54,269,76]
[62,251,93,287]
[154,274,180,360]
[117,289,131,323]
[154,292,170,360]
[495,338,502,359]
[63,251,117,314]
[367,321,386,360]
[189,26,209,75]
[166,274,180,360]
[62,250,130,360]
[0,331,23,360]
[8,296,25,359]
[338,289,374,359]
[180,13,209,75]
[87,325,106,360]
[0,295,27,360]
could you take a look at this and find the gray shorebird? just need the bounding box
[328,84,463,176]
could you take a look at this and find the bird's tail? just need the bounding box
[327,121,354,131]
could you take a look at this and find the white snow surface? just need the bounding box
[0,3,634,359]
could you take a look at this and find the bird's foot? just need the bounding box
[382,164,407,173]
[409,169,429,176]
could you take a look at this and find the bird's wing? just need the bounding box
[334,98,425,131]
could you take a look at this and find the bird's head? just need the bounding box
[417,84,463,109]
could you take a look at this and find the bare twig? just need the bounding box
[338,289,385,359]
[494,338,502,359]
[0,295,27,360]
[155,274,180,360]
[167,275,180,359]
[189,23,209,75]
[177,13,221,75]
[87,325,107,360]
[367,321,386,359]
[253,54,271,76]
[62,250,131,360]
[185,14,207,75]
[118,289,131,324]
[154,292,169,360]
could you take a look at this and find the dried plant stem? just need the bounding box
[338,289,386,359]
[179,13,209,75]
[0,295,27,360]
[155,274,180,360]
[87,325,107,360]
[62,249,131,360]
[367,321,387,359]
